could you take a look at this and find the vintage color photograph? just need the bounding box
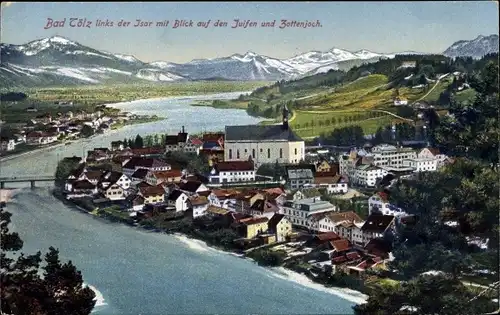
[1,2,499,315]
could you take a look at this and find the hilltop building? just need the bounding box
[224,105,305,167]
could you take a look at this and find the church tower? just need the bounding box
[282,104,289,130]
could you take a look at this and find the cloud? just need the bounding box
[1,2,14,7]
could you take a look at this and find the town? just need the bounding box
[57,105,460,288]
[0,104,161,156]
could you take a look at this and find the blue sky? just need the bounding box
[1,2,498,63]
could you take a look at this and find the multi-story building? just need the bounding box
[224,106,305,167]
[165,126,200,154]
[353,164,388,187]
[208,160,255,184]
[282,198,337,229]
[368,192,407,216]
[370,144,417,168]
[402,157,438,172]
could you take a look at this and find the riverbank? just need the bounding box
[0,117,165,163]
[51,189,369,305]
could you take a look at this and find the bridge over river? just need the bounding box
[0,176,55,189]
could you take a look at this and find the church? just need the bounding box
[224,105,305,167]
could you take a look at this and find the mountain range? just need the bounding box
[1,35,497,87]
[443,34,498,59]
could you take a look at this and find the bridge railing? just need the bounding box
[0,176,56,181]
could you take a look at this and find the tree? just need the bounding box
[353,273,497,315]
[80,125,94,138]
[1,209,96,314]
[55,157,82,185]
[134,134,144,149]
[433,62,499,164]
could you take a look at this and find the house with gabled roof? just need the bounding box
[165,126,199,154]
[138,185,166,205]
[267,213,292,242]
[167,190,189,212]
[66,179,98,198]
[233,217,269,239]
[208,160,255,184]
[368,191,407,216]
[145,169,183,186]
[189,195,209,218]
[361,214,395,243]
[177,180,209,196]
[122,157,171,177]
[249,198,280,219]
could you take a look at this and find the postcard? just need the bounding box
[1,2,498,315]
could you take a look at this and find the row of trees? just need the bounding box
[319,125,365,147]
[294,112,383,130]
[353,60,499,314]
[122,133,172,149]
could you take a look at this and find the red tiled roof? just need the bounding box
[202,133,224,142]
[332,256,347,264]
[377,191,389,202]
[216,161,254,172]
[332,239,351,252]
[189,196,209,206]
[327,211,363,224]
[139,185,165,197]
[240,217,268,225]
[151,169,182,179]
[346,252,361,261]
[261,187,285,195]
[316,232,340,241]
[190,138,204,146]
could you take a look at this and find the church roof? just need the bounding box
[225,124,302,142]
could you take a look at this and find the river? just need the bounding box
[2,92,360,314]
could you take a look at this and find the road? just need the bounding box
[410,73,450,105]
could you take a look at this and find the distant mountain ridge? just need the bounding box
[443,34,499,59]
[0,35,495,87]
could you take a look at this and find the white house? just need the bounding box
[353,164,388,187]
[393,97,408,106]
[189,196,210,218]
[403,157,438,172]
[418,148,448,167]
[224,106,305,167]
[360,214,396,244]
[371,144,417,168]
[122,157,171,177]
[177,180,209,196]
[26,131,58,146]
[66,180,98,199]
[310,211,363,234]
[165,126,199,154]
[368,192,407,216]
[167,190,189,212]
[287,167,314,189]
[312,174,349,194]
[100,171,131,191]
[208,160,255,184]
[282,198,337,229]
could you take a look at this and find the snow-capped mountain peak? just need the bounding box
[443,34,499,59]
[14,35,79,56]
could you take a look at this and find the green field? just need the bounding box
[26,81,271,105]
[1,81,270,123]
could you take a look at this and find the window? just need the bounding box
[294,148,297,155]
[267,148,271,159]
[252,149,255,158]
[229,149,232,159]
[280,148,283,159]
[237,150,240,159]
